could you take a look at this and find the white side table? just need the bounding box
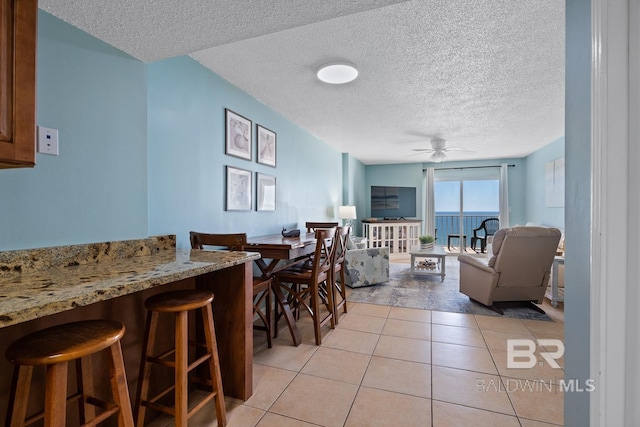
[550,256,565,307]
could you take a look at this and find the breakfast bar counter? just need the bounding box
[0,236,261,408]
[0,248,259,328]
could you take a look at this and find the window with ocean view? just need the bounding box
[434,179,499,248]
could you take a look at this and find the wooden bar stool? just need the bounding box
[5,319,134,427]
[134,289,226,427]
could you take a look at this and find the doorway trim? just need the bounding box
[590,0,637,424]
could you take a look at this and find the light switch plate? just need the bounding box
[38,126,59,155]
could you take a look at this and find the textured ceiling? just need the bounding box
[39,0,565,165]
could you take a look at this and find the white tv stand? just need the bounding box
[362,220,422,259]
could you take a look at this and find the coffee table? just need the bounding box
[410,245,446,281]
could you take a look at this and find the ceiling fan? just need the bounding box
[411,137,470,163]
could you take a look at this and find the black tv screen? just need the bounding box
[370,186,417,219]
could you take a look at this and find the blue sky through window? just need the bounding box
[435,180,499,212]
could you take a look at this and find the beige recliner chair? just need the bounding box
[458,226,561,314]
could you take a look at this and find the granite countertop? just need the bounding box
[0,248,260,328]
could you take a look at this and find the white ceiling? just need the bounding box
[39,0,565,165]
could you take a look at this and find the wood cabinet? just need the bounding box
[0,0,37,168]
[362,220,422,259]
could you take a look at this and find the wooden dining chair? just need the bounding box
[273,228,337,345]
[189,231,273,348]
[305,221,339,233]
[292,222,339,271]
[330,226,350,324]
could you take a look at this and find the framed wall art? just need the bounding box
[256,173,276,211]
[226,166,252,211]
[545,156,565,207]
[225,109,252,160]
[256,124,276,167]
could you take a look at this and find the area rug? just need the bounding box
[347,260,552,321]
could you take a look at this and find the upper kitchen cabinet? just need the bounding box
[0,0,36,168]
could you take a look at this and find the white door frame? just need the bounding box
[590,0,638,424]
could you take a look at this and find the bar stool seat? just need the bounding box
[134,289,226,427]
[5,319,134,427]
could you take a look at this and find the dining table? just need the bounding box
[244,232,318,346]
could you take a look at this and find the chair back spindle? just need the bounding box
[189,231,273,348]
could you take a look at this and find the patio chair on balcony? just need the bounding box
[447,233,467,250]
[471,218,500,253]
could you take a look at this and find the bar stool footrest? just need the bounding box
[144,384,176,410]
[81,402,119,427]
[20,389,119,426]
[146,351,213,373]
[141,388,220,421]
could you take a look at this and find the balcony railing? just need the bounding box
[434,213,499,247]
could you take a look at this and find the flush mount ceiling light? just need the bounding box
[316,62,358,84]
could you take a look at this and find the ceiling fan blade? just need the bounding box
[444,147,474,152]
[406,151,431,158]
[411,148,434,152]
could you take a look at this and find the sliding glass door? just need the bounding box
[434,177,500,254]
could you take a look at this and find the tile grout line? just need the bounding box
[338,302,385,427]
[476,319,526,425]
[250,302,562,426]
[430,310,435,427]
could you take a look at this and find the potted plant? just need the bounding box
[419,235,435,250]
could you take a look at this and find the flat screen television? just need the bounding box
[370,186,417,219]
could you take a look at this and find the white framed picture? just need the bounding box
[256,124,276,167]
[256,173,276,211]
[545,157,565,207]
[226,166,252,211]
[225,109,252,160]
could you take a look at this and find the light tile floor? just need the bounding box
[153,297,565,426]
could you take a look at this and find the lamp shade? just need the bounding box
[338,205,357,219]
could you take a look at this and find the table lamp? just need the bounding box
[338,205,357,230]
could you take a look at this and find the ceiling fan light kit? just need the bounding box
[316,62,358,84]
[409,137,472,162]
[430,151,447,163]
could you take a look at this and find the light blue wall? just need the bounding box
[364,158,527,229]
[524,137,565,229]
[565,0,591,423]
[341,154,366,236]
[0,11,148,251]
[0,12,343,252]
[147,57,343,249]
[365,162,425,220]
